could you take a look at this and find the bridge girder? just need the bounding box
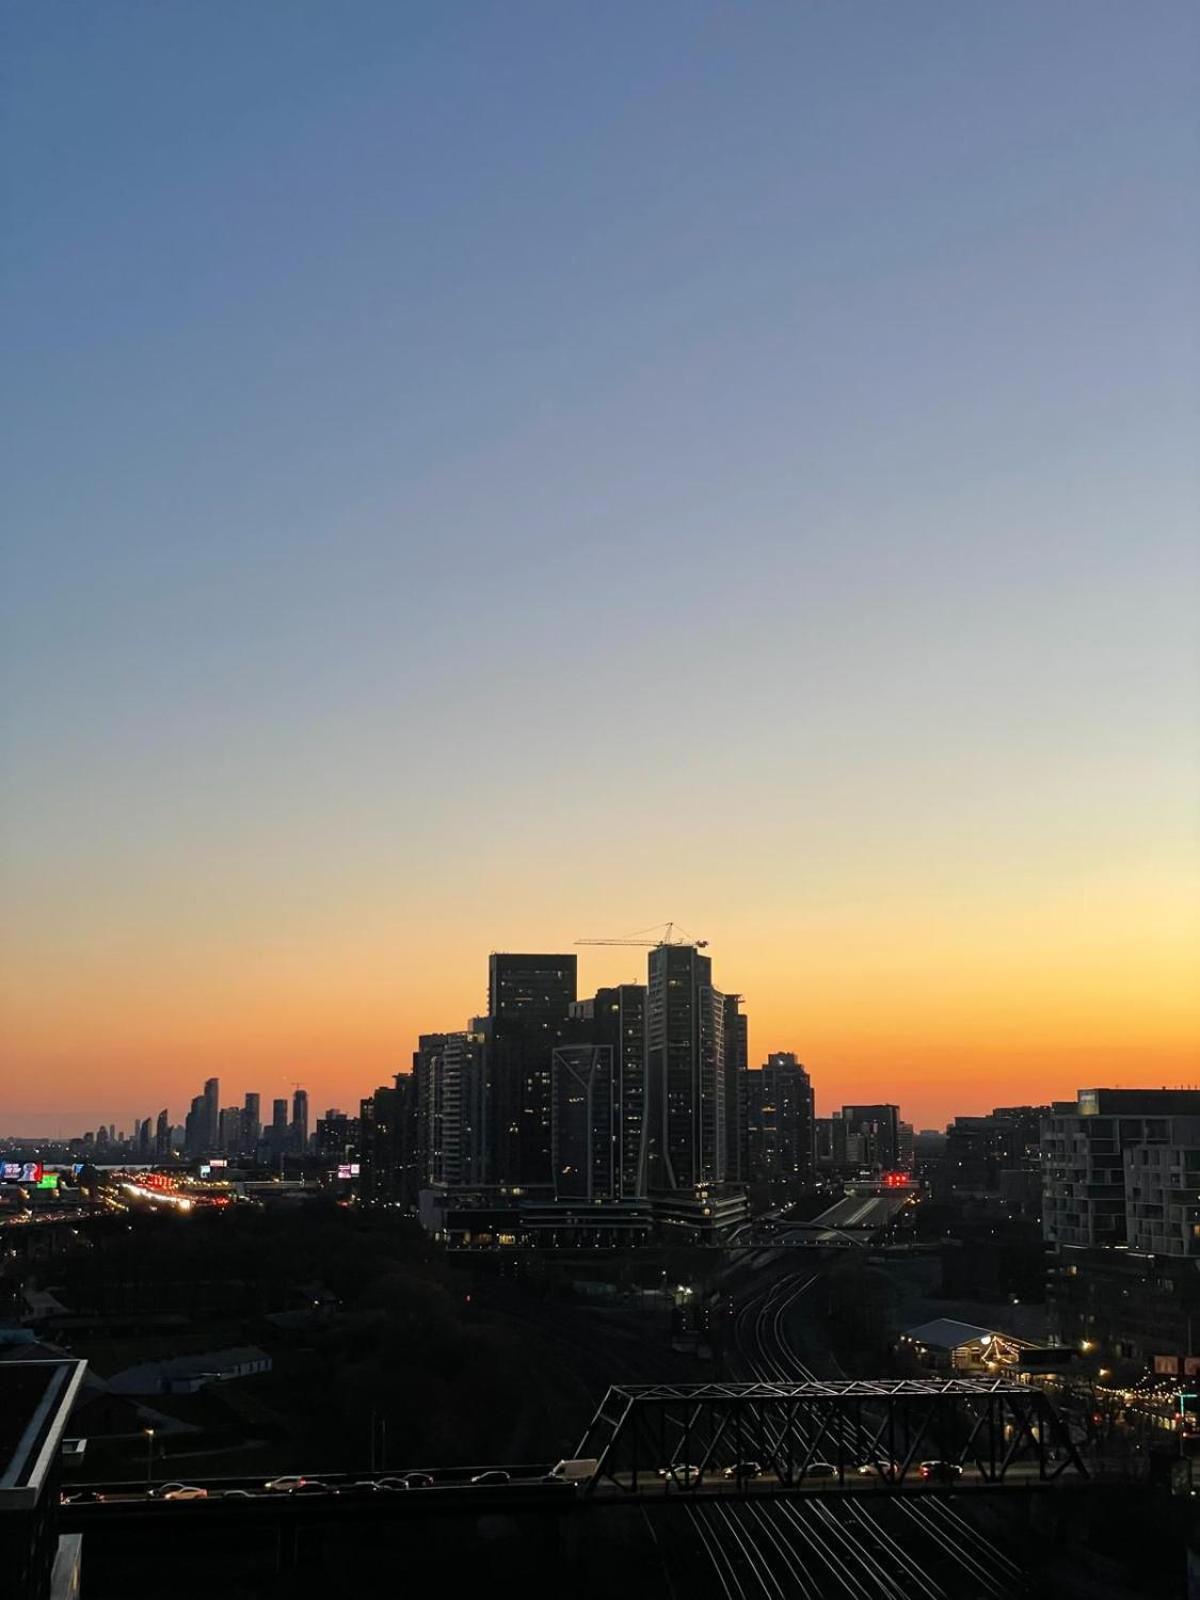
[575,1378,1087,1494]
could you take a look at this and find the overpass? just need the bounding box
[575,1377,1088,1495]
[60,1376,1089,1535]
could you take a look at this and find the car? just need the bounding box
[400,1472,435,1488]
[221,1489,256,1499]
[290,1479,336,1496]
[856,1459,899,1478]
[342,1480,382,1497]
[658,1464,701,1485]
[919,1460,963,1482]
[469,1470,510,1485]
[162,1485,208,1501]
[263,1476,307,1494]
[374,1477,409,1493]
[803,1462,840,1480]
[722,1461,764,1479]
[60,1490,101,1505]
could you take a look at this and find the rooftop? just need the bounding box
[902,1318,1024,1351]
[0,1360,86,1509]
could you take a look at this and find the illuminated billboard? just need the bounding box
[336,1163,361,1179]
[1,1162,43,1184]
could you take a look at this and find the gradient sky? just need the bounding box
[2,1,1197,1135]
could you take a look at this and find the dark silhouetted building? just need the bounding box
[360,1076,418,1206]
[484,953,577,1188]
[551,1041,617,1201]
[747,1053,814,1187]
[569,984,647,1197]
[291,1088,309,1153]
[943,1105,1045,1211]
[315,1112,358,1163]
[723,995,749,1184]
[488,952,577,1028]
[840,1104,901,1171]
[645,944,729,1192]
[242,1092,261,1152]
[203,1077,220,1151]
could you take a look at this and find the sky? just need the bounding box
[2,1,1197,1135]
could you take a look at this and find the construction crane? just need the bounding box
[576,922,708,949]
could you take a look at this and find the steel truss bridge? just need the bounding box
[576,1377,1088,1496]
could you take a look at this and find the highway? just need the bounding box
[728,1191,916,1250]
[673,1270,1029,1598]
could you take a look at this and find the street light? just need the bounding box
[144,1427,155,1487]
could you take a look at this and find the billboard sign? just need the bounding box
[1,1162,43,1184]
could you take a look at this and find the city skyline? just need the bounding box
[3,3,1197,1137]
[3,924,1198,1136]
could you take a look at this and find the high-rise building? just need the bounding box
[203,1078,220,1151]
[840,1104,901,1171]
[423,1032,489,1187]
[315,1112,358,1162]
[1043,1090,1200,1251]
[898,1120,914,1172]
[291,1088,309,1153]
[551,1040,618,1201]
[942,1106,1044,1208]
[488,952,577,1028]
[1043,1089,1200,1371]
[412,1033,447,1189]
[218,1105,242,1154]
[359,1077,414,1205]
[484,954,577,1188]
[746,1053,814,1187]
[570,984,647,1197]
[136,1117,152,1161]
[242,1093,261,1152]
[722,995,749,1184]
[184,1094,205,1157]
[644,944,728,1192]
[154,1108,170,1161]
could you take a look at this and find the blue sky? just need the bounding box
[2,1,1196,1128]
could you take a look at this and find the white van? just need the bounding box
[546,1458,599,1483]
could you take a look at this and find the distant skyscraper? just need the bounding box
[645,944,728,1192]
[271,1098,288,1136]
[841,1104,901,1171]
[185,1094,205,1157]
[218,1105,242,1154]
[203,1078,220,1151]
[242,1093,261,1151]
[154,1108,170,1161]
[291,1088,309,1153]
